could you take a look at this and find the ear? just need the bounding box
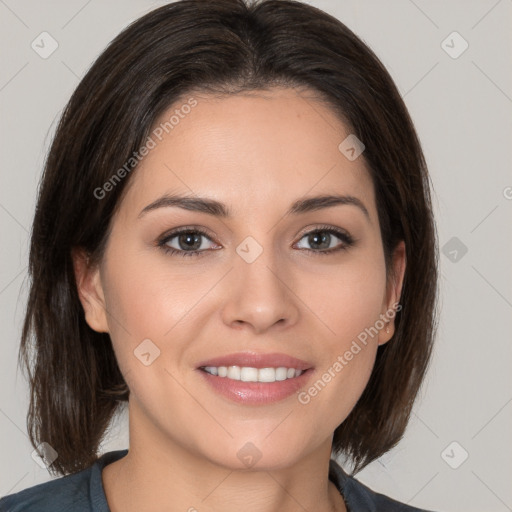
[378,240,406,346]
[71,247,109,333]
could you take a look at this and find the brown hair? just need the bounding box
[20,0,439,476]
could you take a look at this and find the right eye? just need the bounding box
[157,228,220,257]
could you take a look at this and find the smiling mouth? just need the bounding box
[199,365,306,383]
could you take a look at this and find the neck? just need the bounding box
[102,402,346,512]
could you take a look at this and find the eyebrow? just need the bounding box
[138,193,370,221]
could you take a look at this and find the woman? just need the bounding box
[0,0,439,510]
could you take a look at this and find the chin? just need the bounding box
[196,433,310,472]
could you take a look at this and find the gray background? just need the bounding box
[1,1,511,511]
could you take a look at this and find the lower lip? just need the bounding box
[197,368,314,405]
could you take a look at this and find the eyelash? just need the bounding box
[156,224,356,258]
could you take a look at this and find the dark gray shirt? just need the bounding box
[0,449,434,511]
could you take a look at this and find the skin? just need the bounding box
[74,87,406,512]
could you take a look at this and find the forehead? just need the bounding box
[122,88,376,221]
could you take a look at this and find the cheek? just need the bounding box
[299,251,387,348]
[294,255,386,420]
[102,245,204,341]
[99,245,224,409]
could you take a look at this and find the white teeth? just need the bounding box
[240,367,258,382]
[258,367,277,383]
[227,366,241,380]
[275,367,287,381]
[203,366,305,383]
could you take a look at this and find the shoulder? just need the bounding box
[0,469,92,512]
[329,458,437,512]
[0,449,128,512]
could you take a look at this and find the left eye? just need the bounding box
[295,228,354,254]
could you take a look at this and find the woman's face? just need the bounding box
[77,87,405,470]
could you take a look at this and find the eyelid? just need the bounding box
[295,223,352,239]
[157,225,218,244]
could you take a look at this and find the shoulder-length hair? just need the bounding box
[20,0,439,476]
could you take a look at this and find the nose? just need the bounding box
[220,247,300,335]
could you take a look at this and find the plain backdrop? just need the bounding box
[1,1,511,511]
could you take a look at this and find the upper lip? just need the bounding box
[196,352,313,371]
